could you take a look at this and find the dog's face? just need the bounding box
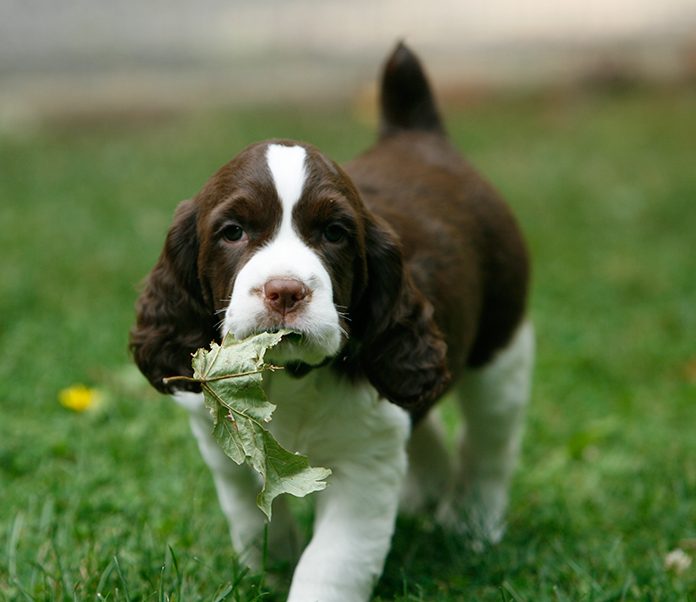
[196,141,367,366]
[131,138,449,412]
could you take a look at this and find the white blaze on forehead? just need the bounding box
[265,144,307,221]
[223,141,342,362]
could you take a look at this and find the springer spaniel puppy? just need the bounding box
[131,43,532,602]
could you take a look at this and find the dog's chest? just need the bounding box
[263,368,411,468]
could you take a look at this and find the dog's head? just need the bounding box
[131,140,449,411]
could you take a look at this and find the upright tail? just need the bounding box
[379,42,445,138]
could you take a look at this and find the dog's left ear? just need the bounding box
[130,199,216,394]
[351,214,451,418]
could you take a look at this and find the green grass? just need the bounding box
[1,88,696,600]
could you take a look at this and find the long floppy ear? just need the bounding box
[129,200,216,394]
[352,214,451,419]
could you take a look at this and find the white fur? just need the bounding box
[266,143,306,213]
[438,320,535,546]
[400,409,453,516]
[174,368,411,602]
[173,320,534,597]
[222,143,342,363]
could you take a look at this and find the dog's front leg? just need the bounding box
[175,392,298,569]
[185,402,267,567]
[287,451,407,602]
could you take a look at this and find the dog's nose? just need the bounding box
[263,278,308,316]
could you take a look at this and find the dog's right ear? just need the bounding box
[129,200,216,393]
[349,213,451,420]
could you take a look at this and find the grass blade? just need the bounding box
[112,556,131,602]
[211,583,234,602]
[168,545,182,601]
[96,556,115,599]
[7,511,24,582]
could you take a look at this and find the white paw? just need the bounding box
[436,477,509,550]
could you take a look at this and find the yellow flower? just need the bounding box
[58,384,101,412]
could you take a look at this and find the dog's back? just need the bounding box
[346,43,529,404]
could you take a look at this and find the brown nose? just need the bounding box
[263,278,308,316]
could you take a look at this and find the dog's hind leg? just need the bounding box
[439,321,534,547]
[400,409,453,515]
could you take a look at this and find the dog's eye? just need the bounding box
[221,224,246,243]
[323,223,347,243]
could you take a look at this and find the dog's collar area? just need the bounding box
[283,357,332,378]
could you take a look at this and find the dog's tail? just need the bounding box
[379,42,445,138]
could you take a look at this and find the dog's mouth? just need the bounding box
[266,327,303,344]
[262,327,335,369]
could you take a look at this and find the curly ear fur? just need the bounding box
[352,215,451,419]
[129,200,217,393]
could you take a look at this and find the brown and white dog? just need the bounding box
[131,43,533,602]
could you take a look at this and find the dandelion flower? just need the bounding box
[665,548,692,574]
[58,384,101,412]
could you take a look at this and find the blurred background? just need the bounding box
[2,0,696,124]
[2,1,696,600]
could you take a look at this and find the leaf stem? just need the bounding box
[163,365,283,386]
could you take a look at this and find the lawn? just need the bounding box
[1,87,695,600]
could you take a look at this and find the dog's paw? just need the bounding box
[436,477,509,551]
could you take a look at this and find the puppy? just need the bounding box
[131,43,532,602]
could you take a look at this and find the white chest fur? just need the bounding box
[263,368,411,467]
[173,367,410,469]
